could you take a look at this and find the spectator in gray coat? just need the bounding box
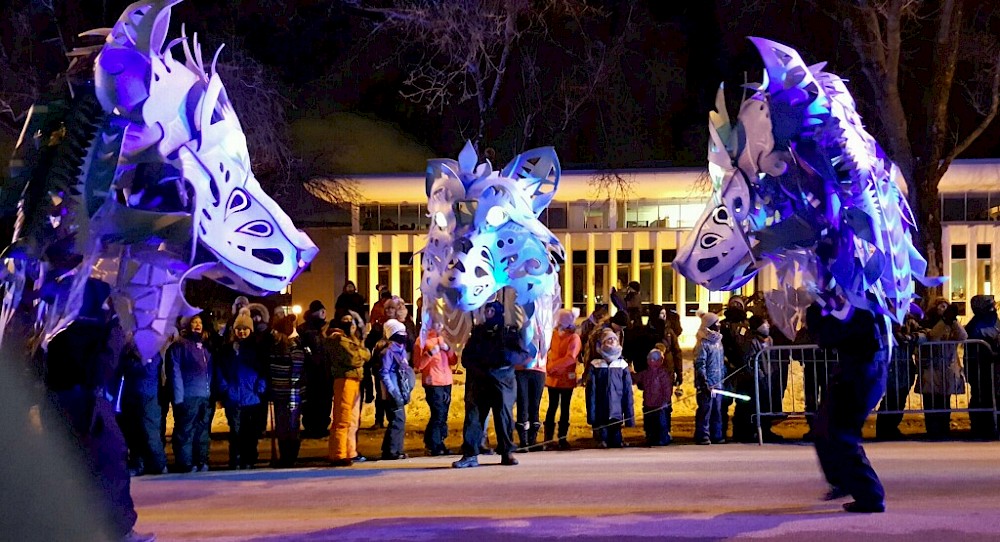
[694,311,726,445]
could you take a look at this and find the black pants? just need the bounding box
[967,357,999,439]
[515,370,545,443]
[119,393,167,473]
[273,400,301,467]
[302,366,333,436]
[49,391,137,538]
[544,387,573,427]
[225,403,266,468]
[814,349,887,506]
[461,367,516,457]
[424,384,452,453]
[804,354,834,430]
[172,396,213,469]
[922,393,953,438]
[876,353,915,438]
[875,385,913,439]
[374,399,389,426]
[381,404,407,457]
[731,377,759,441]
[643,405,672,445]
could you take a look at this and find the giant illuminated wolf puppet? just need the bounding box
[0,0,317,361]
[419,142,563,365]
[673,38,941,338]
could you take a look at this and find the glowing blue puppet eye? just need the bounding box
[485,206,509,227]
[434,212,448,229]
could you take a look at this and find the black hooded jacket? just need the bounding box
[44,279,125,393]
[463,302,522,373]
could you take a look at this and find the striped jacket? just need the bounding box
[268,335,307,409]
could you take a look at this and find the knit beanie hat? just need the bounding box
[273,314,297,336]
[334,315,355,334]
[233,308,254,331]
[383,318,406,339]
[232,296,250,314]
[555,308,576,330]
[308,299,326,315]
[748,315,766,334]
[647,348,664,363]
[970,295,996,316]
[698,310,720,329]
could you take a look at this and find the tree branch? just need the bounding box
[946,54,1000,164]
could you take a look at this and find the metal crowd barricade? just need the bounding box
[751,340,999,445]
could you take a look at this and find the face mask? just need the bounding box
[757,323,770,337]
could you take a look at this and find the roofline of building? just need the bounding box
[332,158,1000,204]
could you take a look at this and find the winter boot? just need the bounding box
[557,421,571,450]
[277,440,301,467]
[543,422,555,451]
[528,422,542,451]
[516,423,529,452]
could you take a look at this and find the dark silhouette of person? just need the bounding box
[807,302,888,513]
[453,301,523,468]
[43,278,155,540]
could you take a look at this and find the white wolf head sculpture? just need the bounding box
[0,0,317,361]
[673,37,941,337]
[95,0,318,293]
[419,142,563,365]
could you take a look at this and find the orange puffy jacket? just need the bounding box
[414,331,458,386]
[545,330,581,388]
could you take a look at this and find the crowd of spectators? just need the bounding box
[116,283,1000,475]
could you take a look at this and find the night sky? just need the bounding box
[3,0,999,173]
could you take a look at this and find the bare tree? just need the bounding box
[588,170,635,205]
[0,3,42,136]
[348,0,600,151]
[808,0,1000,282]
[302,164,363,208]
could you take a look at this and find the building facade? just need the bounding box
[291,159,1000,346]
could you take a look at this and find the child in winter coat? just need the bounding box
[585,327,635,448]
[215,309,267,469]
[414,322,458,456]
[327,315,371,466]
[268,314,307,467]
[694,311,726,445]
[379,319,412,460]
[634,344,682,446]
[544,309,582,450]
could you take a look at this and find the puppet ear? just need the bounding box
[426,159,463,198]
[748,37,813,94]
[500,146,560,217]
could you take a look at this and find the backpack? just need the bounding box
[396,361,416,405]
